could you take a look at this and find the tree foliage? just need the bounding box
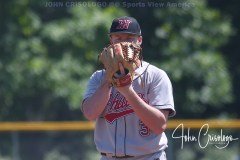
[0,0,126,121]
[129,0,233,118]
[0,0,239,159]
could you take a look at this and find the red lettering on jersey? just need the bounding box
[116,20,132,30]
[104,92,148,123]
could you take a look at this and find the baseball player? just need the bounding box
[81,16,175,160]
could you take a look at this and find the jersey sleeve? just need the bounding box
[147,67,176,117]
[81,70,104,112]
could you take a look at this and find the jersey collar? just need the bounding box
[133,61,149,80]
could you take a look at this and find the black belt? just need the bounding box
[101,153,134,158]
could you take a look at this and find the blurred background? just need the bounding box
[0,0,239,159]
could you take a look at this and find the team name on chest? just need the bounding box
[104,91,148,123]
[107,92,130,112]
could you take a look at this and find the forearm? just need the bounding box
[82,82,112,121]
[121,87,168,134]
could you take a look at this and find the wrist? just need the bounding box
[117,84,135,97]
[102,82,112,90]
[101,76,113,89]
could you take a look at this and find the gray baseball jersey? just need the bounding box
[82,61,175,157]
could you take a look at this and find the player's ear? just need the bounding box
[137,36,142,45]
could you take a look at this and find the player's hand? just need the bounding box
[115,63,135,95]
[114,63,126,78]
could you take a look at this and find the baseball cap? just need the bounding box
[109,16,141,35]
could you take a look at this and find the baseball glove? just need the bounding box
[98,42,142,87]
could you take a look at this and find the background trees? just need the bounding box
[0,0,239,159]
